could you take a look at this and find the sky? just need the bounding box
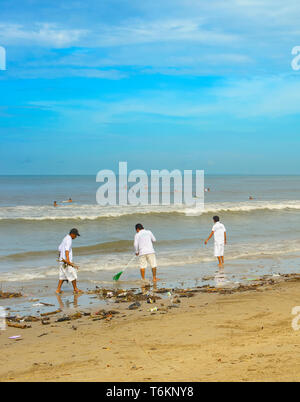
[0,0,300,174]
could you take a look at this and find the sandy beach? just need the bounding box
[1,275,300,382]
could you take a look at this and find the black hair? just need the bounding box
[135,223,144,231]
[213,216,220,222]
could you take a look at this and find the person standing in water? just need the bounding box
[205,216,227,267]
[56,228,82,294]
[134,223,159,282]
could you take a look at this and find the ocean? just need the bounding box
[0,175,300,300]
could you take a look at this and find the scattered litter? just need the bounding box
[128,302,141,310]
[56,316,71,322]
[42,319,50,325]
[0,291,22,299]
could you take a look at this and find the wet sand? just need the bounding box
[1,276,300,382]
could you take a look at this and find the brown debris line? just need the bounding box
[153,288,172,294]
[6,315,40,323]
[173,289,195,298]
[194,273,300,294]
[86,287,161,303]
[0,291,22,299]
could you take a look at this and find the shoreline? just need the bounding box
[1,272,300,381]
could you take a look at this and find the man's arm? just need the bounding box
[150,231,156,243]
[65,250,70,264]
[224,231,227,245]
[62,250,79,269]
[205,231,214,245]
[134,235,139,256]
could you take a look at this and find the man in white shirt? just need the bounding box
[56,228,82,294]
[205,216,227,267]
[134,223,158,282]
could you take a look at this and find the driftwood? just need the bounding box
[40,309,61,317]
[7,322,31,329]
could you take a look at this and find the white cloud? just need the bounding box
[26,74,300,121]
[5,67,126,80]
[89,18,238,47]
[0,23,87,47]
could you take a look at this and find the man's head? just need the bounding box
[213,216,220,223]
[135,223,144,233]
[69,228,80,239]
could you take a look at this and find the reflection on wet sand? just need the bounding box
[214,267,230,288]
[55,292,82,310]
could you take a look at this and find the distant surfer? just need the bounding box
[134,223,159,282]
[56,228,82,294]
[205,216,227,268]
[53,201,58,207]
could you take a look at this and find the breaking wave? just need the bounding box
[0,200,299,221]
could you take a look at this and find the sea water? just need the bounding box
[0,175,300,304]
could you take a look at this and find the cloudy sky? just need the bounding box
[0,0,300,174]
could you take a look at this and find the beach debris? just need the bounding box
[129,302,141,310]
[8,335,22,339]
[38,333,48,337]
[150,307,158,313]
[0,291,22,299]
[147,297,154,304]
[202,276,215,281]
[7,322,31,329]
[90,310,119,321]
[24,316,40,322]
[40,309,61,317]
[86,287,161,303]
[33,302,55,307]
[55,312,82,322]
[41,319,50,325]
[56,315,71,322]
[154,288,171,294]
[70,312,82,320]
[179,292,195,298]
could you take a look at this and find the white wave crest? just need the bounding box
[0,200,299,221]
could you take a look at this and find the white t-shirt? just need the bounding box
[212,222,226,244]
[58,234,73,262]
[134,229,156,256]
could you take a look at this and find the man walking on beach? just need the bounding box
[205,216,227,267]
[56,228,82,294]
[134,223,159,282]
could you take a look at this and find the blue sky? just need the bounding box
[0,0,300,174]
